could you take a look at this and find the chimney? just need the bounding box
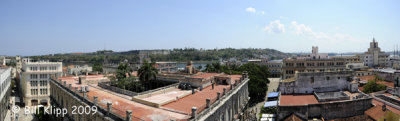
[94,96,98,105]
[223,88,226,95]
[383,105,387,111]
[75,87,78,93]
[191,107,197,120]
[192,88,195,94]
[126,110,132,121]
[212,83,214,89]
[63,81,66,86]
[206,98,211,108]
[86,72,88,76]
[83,90,87,98]
[96,72,99,75]
[107,102,112,116]
[217,92,221,100]
[230,84,233,90]
[69,84,72,89]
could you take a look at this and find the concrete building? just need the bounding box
[67,64,93,75]
[282,58,346,79]
[0,56,5,66]
[279,71,358,94]
[282,47,347,79]
[20,59,62,106]
[49,72,250,121]
[277,70,373,120]
[266,60,282,78]
[360,38,390,68]
[0,67,11,121]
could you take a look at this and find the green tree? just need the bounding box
[238,63,270,103]
[363,80,386,93]
[110,63,133,89]
[138,60,158,89]
[93,63,103,73]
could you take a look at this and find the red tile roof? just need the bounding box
[279,95,318,106]
[365,105,387,121]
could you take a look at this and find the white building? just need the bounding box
[360,38,389,67]
[20,59,62,106]
[0,67,11,121]
[67,64,92,75]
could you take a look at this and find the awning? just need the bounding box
[267,92,279,98]
[263,101,278,108]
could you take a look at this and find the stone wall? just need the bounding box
[279,71,353,94]
[49,78,136,121]
[194,78,250,121]
[98,82,138,96]
[277,97,372,120]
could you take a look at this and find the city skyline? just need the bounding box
[1,0,400,56]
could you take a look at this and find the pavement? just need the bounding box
[247,77,280,120]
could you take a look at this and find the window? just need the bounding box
[30,81,38,87]
[338,77,341,80]
[31,89,38,95]
[326,76,330,80]
[40,67,47,71]
[40,89,48,95]
[30,67,38,71]
[30,74,38,79]
[40,80,48,86]
[40,74,48,79]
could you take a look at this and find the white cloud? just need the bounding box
[289,21,358,43]
[264,20,285,34]
[261,11,265,15]
[246,7,256,13]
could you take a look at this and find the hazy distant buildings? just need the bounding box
[20,59,62,106]
[0,67,11,121]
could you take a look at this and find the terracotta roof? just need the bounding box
[163,75,242,114]
[57,75,189,121]
[279,95,318,106]
[190,73,219,79]
[365,105,387,121]
[283,114,304,121]
[372,99,400,115]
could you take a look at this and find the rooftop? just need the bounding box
[189,72,219,79]
[279,91,363,106]
[57,75,189,120]
[163,75,242,114]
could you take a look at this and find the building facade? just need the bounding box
[0,67,11,121]
[266,60,282,78]
[20,59,62,106]
[282,58,346,79]
[360,38,389,67]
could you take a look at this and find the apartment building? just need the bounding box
[282,47,346,79]
[360,38,390,67]
[20,59,62,106]
[0,67,11,121]
[266,60,282,77]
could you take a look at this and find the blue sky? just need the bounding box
[1,0,400,56]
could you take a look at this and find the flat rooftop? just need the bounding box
[280,91,361,106]
[162,75,242,114]
[58,75,189,121]
[140,89,191,104]
[57,73,244,120]
[190,73,219,79]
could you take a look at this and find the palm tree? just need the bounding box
[138,60,158,90]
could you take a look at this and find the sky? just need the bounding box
[1,0,400,56]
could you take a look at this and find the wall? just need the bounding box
[277,97,372,120]
[279,71,353,94]
[49,78,128,121]
[195,78,250,121]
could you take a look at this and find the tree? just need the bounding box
[93,63,103,73]
[363,80,386,93]
[238,63,270,104]
[138,60,158,89]
[110,63,133,89]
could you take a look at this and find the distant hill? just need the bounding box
[29,48,292,64]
